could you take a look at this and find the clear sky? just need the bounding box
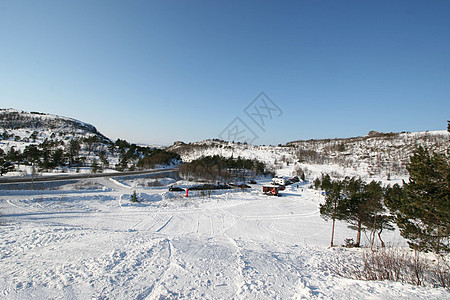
[1,1,449,145]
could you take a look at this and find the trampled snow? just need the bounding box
[0,177,448,299]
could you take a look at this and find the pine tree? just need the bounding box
[361,180,391,249]
[130,190,139,203]
[66,139,81,166]
[320,180,346,247]
[320,174,332,191]
[91,159,100,173]
[0,158,14,176]
[341,177,367,247]
[98,149,109,169]
[387,146,449,253]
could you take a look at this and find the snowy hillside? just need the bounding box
[0,108,110,156]
[168,130,449,185]
[0,109,176,176]
[0,108,109,144]
[2,108,447,184]
[286,130,449,177]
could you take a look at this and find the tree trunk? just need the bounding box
[330,216,336,247]
[370,216,377,251]
[378,227,385,248]
[356,219,362,247]
[436,226,441,254]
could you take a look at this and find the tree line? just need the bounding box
[179,155,271,183]
[0,136,181,175]
[319,146,449,254]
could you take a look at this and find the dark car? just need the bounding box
[169,186,185,192]
[237,184,251,189]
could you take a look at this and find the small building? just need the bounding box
[272,176,286,185]
[263,184,281,196]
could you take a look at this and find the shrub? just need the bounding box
[333,247,449,289]
[130,191,140,203]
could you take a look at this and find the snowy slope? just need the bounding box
[0,108,108,156]
[0,108,104,137]
[0,177,448,299]
[0,109,109,152]
[0,109,158,176]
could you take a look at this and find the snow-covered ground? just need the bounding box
[0,176,448,299]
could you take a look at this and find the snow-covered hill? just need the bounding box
[0,109,172,176]
[2,108,448,184]
[286,130,449,177]
[168,130,449,185]
[0,109,116,176]
[0,108,109,147]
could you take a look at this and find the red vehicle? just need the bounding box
[263,185,281,196]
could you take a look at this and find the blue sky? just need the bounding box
[1,1,449,145]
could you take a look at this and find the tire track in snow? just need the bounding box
[156,216,173,233]
[241,209,319,220]
[131,218,144,230]
[6,199,35,212]
[269,221,296,238]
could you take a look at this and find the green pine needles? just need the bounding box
[386,146,449,254]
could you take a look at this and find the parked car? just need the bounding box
[237,184,251,189]
[169,186,185,192]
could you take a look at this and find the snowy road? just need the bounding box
[0,178,448,299]
[0,168,179,184]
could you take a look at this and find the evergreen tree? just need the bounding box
[130,190,139,203]
[321,176,388,248]
[0,158,14,176]
[1,130,10,140]
[23,144,41,164]
[116,156,128,171]
[83,136,99,156]
[361,180,391,249]
[313,178,321,189]
[341,177,367,247]
[67,139,81,166]
[91,159,100,173]
[98,149,109,169]
[320,180,346,247]
[387,146,449,253]
[6,147,20,162]
[52,148,65,167]
[320,174,332,191]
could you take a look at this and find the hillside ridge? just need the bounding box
[0,108,108,141]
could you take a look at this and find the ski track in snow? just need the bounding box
[155,216,173,233]
[0,179,448,299]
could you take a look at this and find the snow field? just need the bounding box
[0,177,448,299]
